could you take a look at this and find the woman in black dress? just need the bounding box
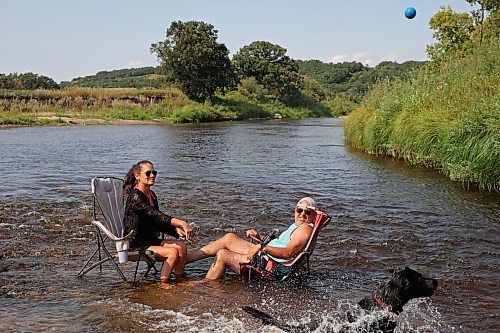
[123,160,194,283]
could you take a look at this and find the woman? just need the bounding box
[123,160,194,283]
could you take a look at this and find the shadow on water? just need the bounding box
[0,119,498,332]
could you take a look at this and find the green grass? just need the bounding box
[344,37,500,191]
[0,85,340,124]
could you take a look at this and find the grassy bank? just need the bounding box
[0,86,334,125]
[344,38,499,191]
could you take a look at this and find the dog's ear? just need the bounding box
[392,269,408,289]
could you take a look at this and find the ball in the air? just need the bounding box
[405,7,417,19]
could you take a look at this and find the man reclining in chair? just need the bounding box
[186,197,321,280]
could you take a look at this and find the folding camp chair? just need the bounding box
[240,211,331,281]
[77,177,159,282]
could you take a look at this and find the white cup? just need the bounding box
[116,239,130,264]
[118,251,128,263]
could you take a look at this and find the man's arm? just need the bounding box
[245,229,265,242]
[262,224,313,260]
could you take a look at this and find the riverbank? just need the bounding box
[0,85,334,126]
[344,37,499,191]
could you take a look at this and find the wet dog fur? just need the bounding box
[243,267,438,333]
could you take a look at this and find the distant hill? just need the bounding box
[297,59,426,101]
[61,67,170,89]
[60,60,426,102]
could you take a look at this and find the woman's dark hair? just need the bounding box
[123,160,153,196]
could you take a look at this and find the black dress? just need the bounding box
[123,188,178,250]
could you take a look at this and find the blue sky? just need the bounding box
[0,0,477,83]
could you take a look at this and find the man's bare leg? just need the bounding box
[205,249,247,280]
[186,233,253,263]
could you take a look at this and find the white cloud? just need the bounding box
[329,52,373,66]
[128,60,144,68]
[385,52,399,62]
[328,52,407,67]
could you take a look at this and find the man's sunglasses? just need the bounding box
[296,207,313,216]
[142,170,158,177]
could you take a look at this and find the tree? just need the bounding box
[426,6,475,63]
[18,72,59,90]
[151,21,235,102]
[0,72,59,90]
[232,41,303,99]
[466,0,500,42]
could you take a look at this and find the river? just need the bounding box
[0,118,498,332]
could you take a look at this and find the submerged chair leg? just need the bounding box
[77,231,127,282]
[77,247,101,278]
[133,257,141,282]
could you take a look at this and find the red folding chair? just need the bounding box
[240,211,331,281]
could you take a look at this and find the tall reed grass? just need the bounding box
[345,38,499,191]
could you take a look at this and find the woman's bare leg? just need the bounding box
[148,245,179,282]
[160,240,187,275]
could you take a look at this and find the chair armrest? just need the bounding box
[91,220,129,242]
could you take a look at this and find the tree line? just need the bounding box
[0,72,59,90]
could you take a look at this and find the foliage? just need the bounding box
[0,72,59,90]
[296,60,365,95]
[296,60,425,102]
[61,67,166,89]
[232,41,303,100]
[426,6,475,64]
[151,20,235,102]
[467,0,500,42]
[426,2,499,65]
[345,37,500,190]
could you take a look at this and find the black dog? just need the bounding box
[243,267,438,333]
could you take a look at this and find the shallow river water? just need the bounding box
[0,118,498,332]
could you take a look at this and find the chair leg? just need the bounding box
[97,233,103,271]
[144,256,158,277]
[77,247,100,278]
[77,231,127,282]
[133,257,141,282]
[99,238,127,282]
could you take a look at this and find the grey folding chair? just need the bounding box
[77,177,158,282]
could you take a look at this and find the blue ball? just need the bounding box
[405,7,417,19]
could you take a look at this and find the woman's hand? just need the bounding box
[173,218,194,241]
[180,221,194,241]
[246,243,262,261]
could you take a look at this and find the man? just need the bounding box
[186,197,319,280]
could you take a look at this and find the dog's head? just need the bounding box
[374,267,438,313]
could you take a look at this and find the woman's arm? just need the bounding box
[127,190,177,236]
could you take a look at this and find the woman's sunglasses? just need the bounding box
[142,170,158,177]
[296,207,313,216]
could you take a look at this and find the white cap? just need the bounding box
[297,197,316,210]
